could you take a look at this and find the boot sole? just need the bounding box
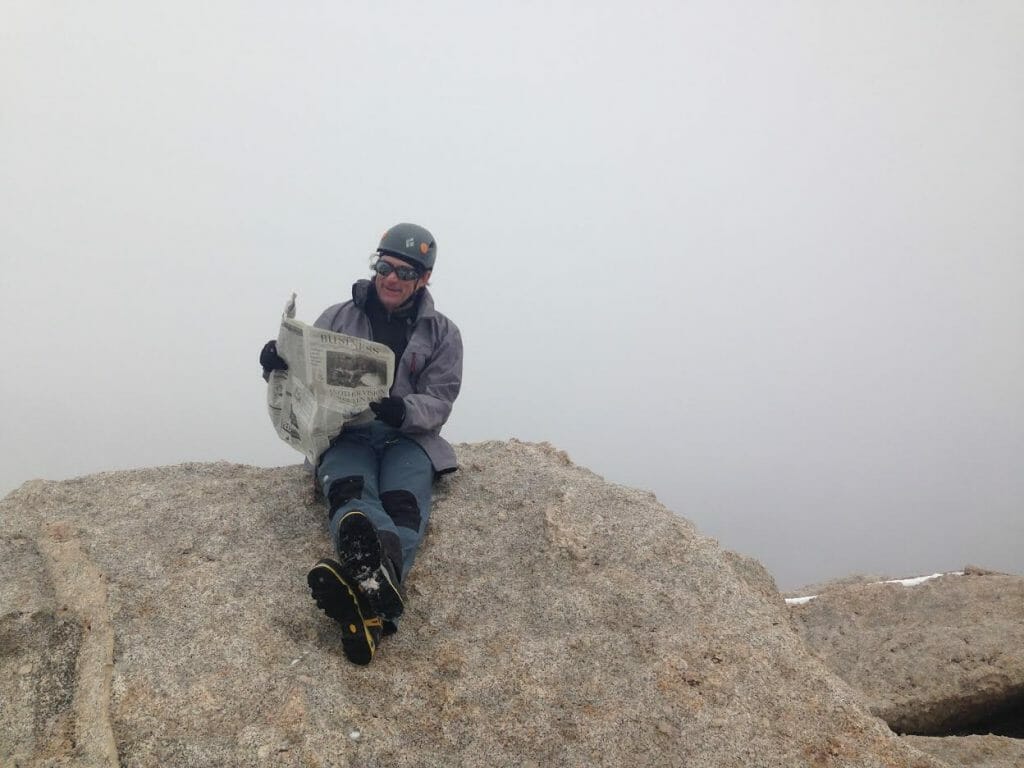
[307,559,381,665]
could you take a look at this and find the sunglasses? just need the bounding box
[373,259,421,281]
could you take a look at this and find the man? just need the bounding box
[260,223,463,665]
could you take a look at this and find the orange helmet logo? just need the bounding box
[420,242,429,254]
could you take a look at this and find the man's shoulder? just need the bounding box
[422,302,460,338]
[434,309,460,335]
[314,299,359,330]
[418,290,459,330]
[426,310,462,351]
[314,281,371,329]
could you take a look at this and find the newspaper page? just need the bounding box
[267,293,394,464]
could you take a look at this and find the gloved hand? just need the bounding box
[370,396,406,428]
[260,339,288,381]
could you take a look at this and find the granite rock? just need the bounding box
[1,440,946,767]
[788,571,1024,736]
[903,735,1024,768]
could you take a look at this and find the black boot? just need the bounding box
[307,558,383,665]
[334,510,406,621]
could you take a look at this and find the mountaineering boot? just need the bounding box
[307,558,383,665]
[335,510,406,621]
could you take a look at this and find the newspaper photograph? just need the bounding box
[267,293,394,463]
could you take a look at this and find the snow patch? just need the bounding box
[785,595,818,606]
[785,570,966,606]
[880,571,964,588]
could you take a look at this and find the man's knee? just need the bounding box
[380,490,421,531]
[327,475,364,519]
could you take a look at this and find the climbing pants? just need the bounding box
[316,421,434,582]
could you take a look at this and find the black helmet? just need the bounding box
[377,223,437,272]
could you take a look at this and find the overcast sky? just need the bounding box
[2,2,1021,589]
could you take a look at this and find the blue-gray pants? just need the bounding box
[316,421,433,582]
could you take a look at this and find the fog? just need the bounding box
[3,2,1021,589]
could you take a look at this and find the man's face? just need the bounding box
[374,254,431,311]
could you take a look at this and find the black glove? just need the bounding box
[260,339,288,381]
[370,396,406,428]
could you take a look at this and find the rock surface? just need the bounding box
[788,572,1024,736]
[903,735,1024,768]
[1,441,947,767]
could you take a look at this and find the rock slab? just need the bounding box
[1,441,946,767]
[903,735,1024,768]
[788,571,1024,736]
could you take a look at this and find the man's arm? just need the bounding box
[401,324,463,433]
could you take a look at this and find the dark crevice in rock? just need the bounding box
[947,696,1024,738]
[901,692,1024,738]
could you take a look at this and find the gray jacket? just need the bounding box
[314,280,463,473]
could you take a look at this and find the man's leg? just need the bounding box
[308,429,391,664]
[379,435,435,582]
[317,428,399,565]
[317,425,405,621]
[316,428,379,539]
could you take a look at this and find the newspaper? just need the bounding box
[267,293,394,464]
